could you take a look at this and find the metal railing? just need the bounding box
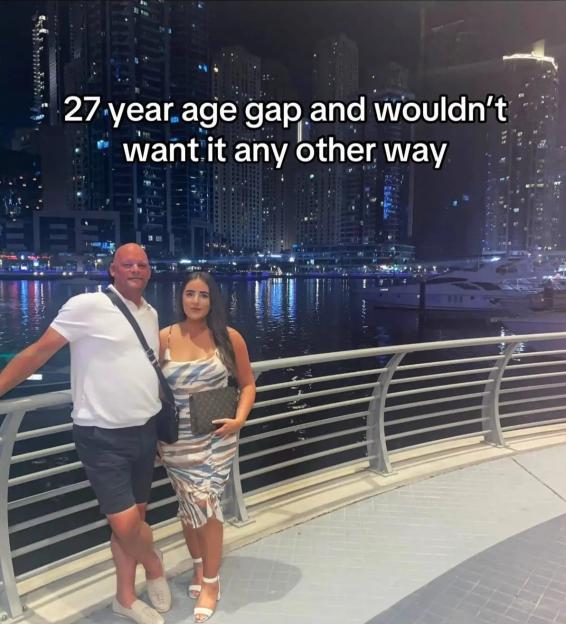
[2,332,566,618]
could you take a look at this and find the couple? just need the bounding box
[0,243,256,624]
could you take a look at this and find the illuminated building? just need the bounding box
[484,42,559,253]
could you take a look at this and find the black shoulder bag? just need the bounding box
[104,288,179,444]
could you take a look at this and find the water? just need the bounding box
[0,277,502,378]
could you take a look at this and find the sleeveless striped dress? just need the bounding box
[158,347,238,528]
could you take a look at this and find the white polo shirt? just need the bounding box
[50,285,161,428]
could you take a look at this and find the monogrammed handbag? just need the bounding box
[189,381,239,435]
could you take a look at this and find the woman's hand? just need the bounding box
[212,418,244,436]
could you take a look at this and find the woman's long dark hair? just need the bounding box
[178,272,237,377]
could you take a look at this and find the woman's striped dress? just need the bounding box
[158,348,238,528]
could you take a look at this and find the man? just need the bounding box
[0,243,171,624]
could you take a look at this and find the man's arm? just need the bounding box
[0,328,69,398]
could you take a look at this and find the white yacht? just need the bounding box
[356,256,553,318]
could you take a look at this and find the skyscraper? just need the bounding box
[68,0,171,253]
[65,1,89,213]
[0,149,41,251]
[295,167,336,247]
[295,169,320,248]
[552,143,566,248]
[366,63,414,246]
[416,13,499,259]
[212,46,262,253]
[261,60,296,252]
[169,0,211,257]
[311,34,359,246]
[484,42,559,254]
[312,34,359,108]
[424,18,482,73]
[31,2,64,127]
[30,2,72,219]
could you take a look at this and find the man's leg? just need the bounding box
[73,423,168,620]
[110,503,162,607]
[108,503,162,601]
[117,419,171,614]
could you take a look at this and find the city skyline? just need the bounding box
[1,1,566,261]
[4,1,566,132]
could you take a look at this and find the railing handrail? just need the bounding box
[3,333,566,412]
[251,332,566,371]
[0,390,72,415]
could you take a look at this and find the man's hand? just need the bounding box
[0,328,68,398]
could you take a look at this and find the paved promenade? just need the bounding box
[79,443,566,624]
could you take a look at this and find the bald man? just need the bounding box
[0,244,171,624]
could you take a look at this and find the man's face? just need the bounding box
[109,245,151,297]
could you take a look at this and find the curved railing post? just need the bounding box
[225,445,253,527]
[481,341,519,447]
[367,352,406,475]
[0,409,26,619]
[225,371,261,527]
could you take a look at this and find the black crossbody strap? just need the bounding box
[104,288,175,404]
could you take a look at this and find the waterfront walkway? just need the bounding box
[16,429,566,624]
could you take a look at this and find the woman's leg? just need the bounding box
[194,516,223,621]
[183,520,204,592]
[183,520,202,559]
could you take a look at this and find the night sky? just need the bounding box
[2,0,566,141]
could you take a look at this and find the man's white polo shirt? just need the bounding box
[50,285,161,428]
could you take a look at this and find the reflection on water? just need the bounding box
[0,278,503,376]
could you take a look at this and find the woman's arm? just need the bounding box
[213,328,256,436]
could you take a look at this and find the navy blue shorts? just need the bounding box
[73,418,157,515]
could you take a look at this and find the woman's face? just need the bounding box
[182,278,211,322]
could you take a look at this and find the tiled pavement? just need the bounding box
[368,513,566,624]
[84,445,566,624]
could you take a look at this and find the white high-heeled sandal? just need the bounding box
[193,575,220,623]
[188,557,203,599]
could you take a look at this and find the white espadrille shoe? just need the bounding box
[112,598,164,624]
[146,549,172,613]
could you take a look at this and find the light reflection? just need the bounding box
[269,279,283,319]
[286,278,296,321]
[254,280,261,316]
[0,277,510,368]
[19,281,29,324]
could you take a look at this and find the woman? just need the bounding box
[158,272,256,623]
